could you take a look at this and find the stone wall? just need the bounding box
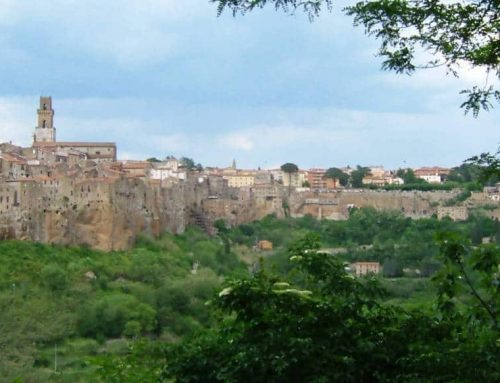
[289,189,462,220]
[0,173,202,250]
[2,165,498,251]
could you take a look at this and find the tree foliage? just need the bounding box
[213,0,500,115]
[213,0,333,18]
[280,162,299,174]
[467,147,500,182]
[350,165,371,187]
[180,157,196,170]
[0,230,244,380]
[325,167,349,187]
[434,231,499,327]
[164,233,500,382]
[281,162,299,194]
[396,168,425,184]
[346,0,500,117]
[2,210,500,381]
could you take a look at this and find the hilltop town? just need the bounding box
[0,97,499,250]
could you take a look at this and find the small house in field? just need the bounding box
[257,240,273,251]
[351,262,380,277]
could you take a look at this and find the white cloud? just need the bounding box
[219,133,255,151]
[0,96,37,146]
[0,0,213,67]
[0,91,497,170]
[211,106,498,169]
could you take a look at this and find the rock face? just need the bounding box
[4,98,498,250]
[0,169,283,250]
[1,167,497,251]
[0,175,194,251]
[288,189,461,220]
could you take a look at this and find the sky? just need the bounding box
[0,0,498,170]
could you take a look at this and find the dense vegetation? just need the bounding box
[1,209,499,381]
[0,230,245,382]
[164,232,499,382]
[227,209,500,277]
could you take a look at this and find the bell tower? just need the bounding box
[34,96,56,143]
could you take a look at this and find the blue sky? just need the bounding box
[0,0,498,169]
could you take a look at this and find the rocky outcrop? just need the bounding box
[1,169,498,250]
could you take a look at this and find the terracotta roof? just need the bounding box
[106,168,127,175]
[0,153,27,164]
[33,141,116,147]
[119,161,151,169]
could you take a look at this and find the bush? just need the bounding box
[40,264,69,291]
[78,294,156,338]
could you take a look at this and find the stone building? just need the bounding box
[0,96,498,251]
[437,206,468,221]
[31,97,116,162]
[352,262,381,276]
[306,169,336,190]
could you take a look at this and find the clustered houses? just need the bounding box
[413,167,451,184]
[0,98,286,249]
[362,166,404,186]
[306,169,336,189]
[1,97,498,250]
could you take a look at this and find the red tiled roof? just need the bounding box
[33,141,116,147]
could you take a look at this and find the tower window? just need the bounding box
[42,120,46,128]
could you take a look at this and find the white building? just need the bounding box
[149,158,186,181]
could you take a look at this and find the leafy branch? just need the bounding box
[212,0,500,116]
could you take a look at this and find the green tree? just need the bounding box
[382,257,404,277]
[281,162,299,195]
[467,147,500,184]
[79,294,156,338]
[213,0,499,115]
[92,340,164,383]
[350,165,370,188]
[325,167,349,188]
[447,163,483,183]
[40,264,69,292]
[146,157,161,163]
[163,234,500,381]
[434,232,499,328]
[180,157,196,170]
[396,168,425,184]
[214,219,231,254]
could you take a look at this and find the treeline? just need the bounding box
[228,209,500,277]
[163,232,500,382]
[0,230,245,382]
[2,210,499,381]
[325,162,498,191]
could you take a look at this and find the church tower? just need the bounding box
[34,96,56,143]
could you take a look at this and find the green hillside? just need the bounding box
[1,209,499,382]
